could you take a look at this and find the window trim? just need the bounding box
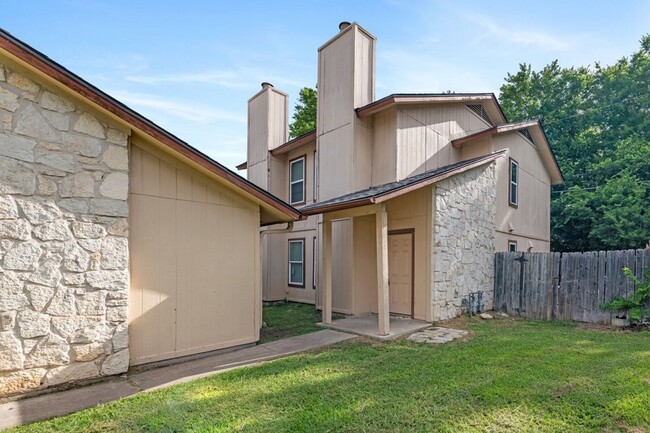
[289,155,306,206]
[509,158,519,208]
[508,240,518,253]
[312,236,317,289]
[288,238,305,288]
[313,150,317,203]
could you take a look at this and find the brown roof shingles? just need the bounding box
[301,151,505,215]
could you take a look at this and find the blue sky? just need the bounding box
[3,1,649,170]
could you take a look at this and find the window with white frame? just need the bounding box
[288,239,304,287]
[289,156,305,205]
[508,241,517,252]
[509,158,519,207]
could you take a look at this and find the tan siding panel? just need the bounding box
[372,109,397,185]
[395,104,489,180]
[129,142,259,365]
[332,218,353,313]
[493,133,551,247]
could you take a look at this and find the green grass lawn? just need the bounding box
[259,301,343,343]
[10,317,650,433]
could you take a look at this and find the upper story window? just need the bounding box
[289,156,306,205]
[509,158,519,207]
[508,241,517,252]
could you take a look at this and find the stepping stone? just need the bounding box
[407,327,468,344]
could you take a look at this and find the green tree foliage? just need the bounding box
[499,35,650,251]
[289,87,317,138]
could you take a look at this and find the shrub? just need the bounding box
[599,267,650,321]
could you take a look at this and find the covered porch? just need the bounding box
[302,153,502,337]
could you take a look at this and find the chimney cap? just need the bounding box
[261,82,274,89]
[339,21,351,31]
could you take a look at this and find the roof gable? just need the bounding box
[355,93,508,125]
[0,29,300,224]
[451,120,564,185]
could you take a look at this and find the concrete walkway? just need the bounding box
[320,314,431,340]
[0,330,356,430]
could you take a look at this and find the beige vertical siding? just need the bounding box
[347,190,432,321]
[129,142,260,365]
[261,218,319,304]
[460,137,492,160]
[331,218,354,313]
[371,109,397,185]
[352,215,377,314]
[317,24,375,201]
[318,126,354,200]
[492,133,551,251]
[247,87,288,191]
[386,188,431,321]
[248,90,270,167]
[395,104,491,180]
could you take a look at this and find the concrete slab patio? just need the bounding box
[319,314,431,340]
[0,330,356,430]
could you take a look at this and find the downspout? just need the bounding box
[257,222,295,329]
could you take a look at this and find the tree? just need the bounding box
[499,35,650,251]
[289,87,317,138]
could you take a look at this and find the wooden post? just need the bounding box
[322,218,333,324]
[376,203,390,336]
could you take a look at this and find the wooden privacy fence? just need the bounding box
[494,249,650,324]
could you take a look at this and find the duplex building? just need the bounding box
[241,22,563,334]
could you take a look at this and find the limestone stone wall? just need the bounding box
[0,63,130,396]
[431,163,496,321]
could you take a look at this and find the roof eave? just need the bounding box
[0,29,301,223]
[302,152,505,216]
[356,93,507,123]
[271,129,317,156]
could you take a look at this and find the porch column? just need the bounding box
[321,218,333,324]
[376,203,390,336]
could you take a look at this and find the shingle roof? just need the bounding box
[301,151,505,215]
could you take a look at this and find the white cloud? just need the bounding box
[125,66,309,91]
[125,70,247,88]
[464,12,573,51]
[108,90,246,124]
[377,48,493,93]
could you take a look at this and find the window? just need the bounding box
[509,158,519,207]
[289,156,305,205]
[508,241,517,252]
[312,237,317,289]
[288,239,305,287]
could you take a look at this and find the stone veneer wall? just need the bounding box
[0,62,130,396]
[431,163,496,321]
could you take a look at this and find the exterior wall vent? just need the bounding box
[518,128,535,144]
[466,104,492,125]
